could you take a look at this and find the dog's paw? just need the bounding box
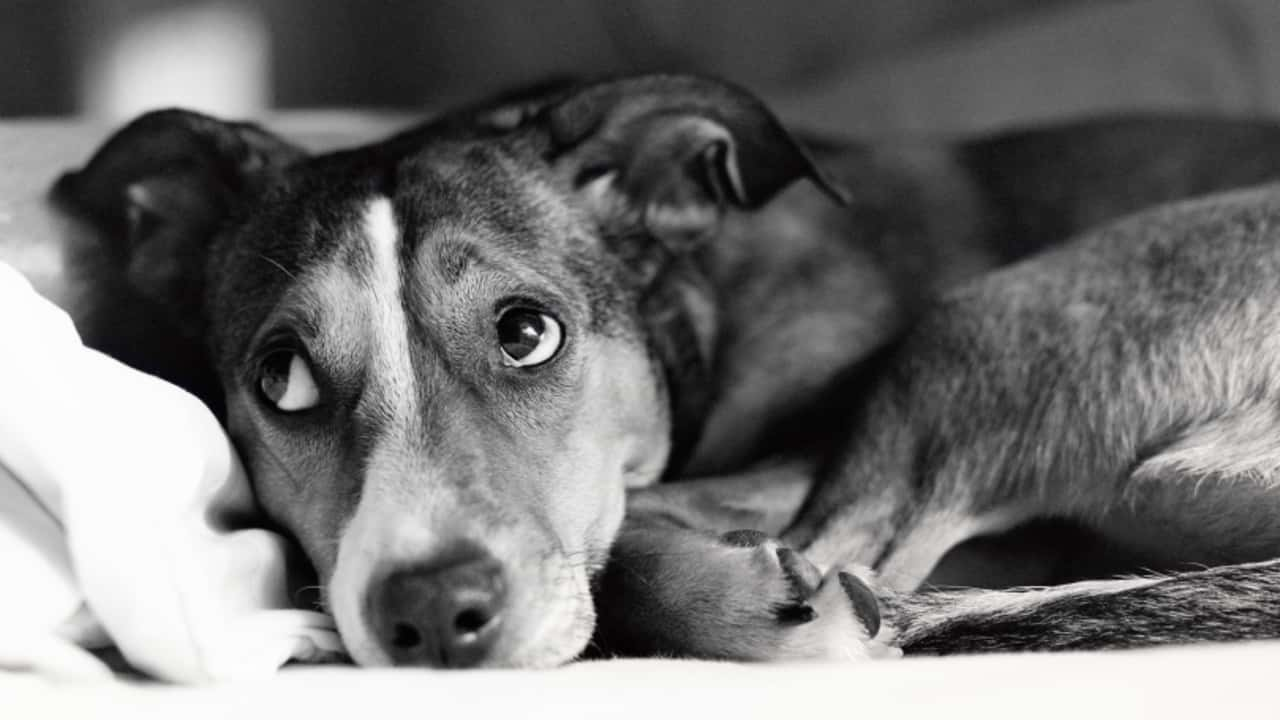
[712,530,898,661]
[593,526,899,662]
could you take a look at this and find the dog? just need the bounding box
[51,74,1280,667]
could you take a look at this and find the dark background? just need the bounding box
[3,0,1280,135]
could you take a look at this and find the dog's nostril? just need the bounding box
[454,607,493,637]
[372,543,507,666]
[392,622,422,649]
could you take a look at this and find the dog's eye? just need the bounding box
[259,351,320,412]
[497,308,563,367]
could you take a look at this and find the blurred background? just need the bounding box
[3,0,1280,135]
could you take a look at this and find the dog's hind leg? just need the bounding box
[886,559,1280,654]
[1102,406,1280,567]
[830,408,1280,656]
[780,417,1040,592]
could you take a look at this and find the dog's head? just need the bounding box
[56,75,840,667]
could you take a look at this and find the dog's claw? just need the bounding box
[714,529,892,660]
[601,525,894,661]
[776,546,822,598]
[838,571,881,637]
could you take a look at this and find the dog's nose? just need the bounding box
[369,543,507,667]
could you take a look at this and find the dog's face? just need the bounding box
[216,153,670,669]
[56,75,837,667]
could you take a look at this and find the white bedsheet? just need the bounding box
[6,643,1279,719]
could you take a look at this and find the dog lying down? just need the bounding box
[53,74,1280,668]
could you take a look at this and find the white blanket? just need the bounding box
[0,260,342,682]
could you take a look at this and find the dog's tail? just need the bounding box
[886,559,1280,654]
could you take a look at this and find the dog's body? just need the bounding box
[597,114,1280,660]
[677,115,1280,477]
[46,75,1280,666]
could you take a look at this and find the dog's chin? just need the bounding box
[330,556,598,669]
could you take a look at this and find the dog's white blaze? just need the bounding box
[362,196,417,414]
[329,196,420,666]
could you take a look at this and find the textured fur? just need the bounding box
[887,560,1280,654]
[53,75,1280,664]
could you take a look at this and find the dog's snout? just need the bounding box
[369,543,507,667]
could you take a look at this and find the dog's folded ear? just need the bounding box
[546,75,849,245]
[53,109,304,327]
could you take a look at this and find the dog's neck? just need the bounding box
[678,185,865,476]
[681,142,994,476]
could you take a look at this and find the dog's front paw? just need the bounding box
[714,529,898,661]
[593,526,899,662]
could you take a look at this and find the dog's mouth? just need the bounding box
[323,499,607,669]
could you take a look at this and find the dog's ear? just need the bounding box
[541,76,849,471]
[53,109,304,328]
[546,75,848,245]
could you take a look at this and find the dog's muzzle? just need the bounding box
[365,540,507,667]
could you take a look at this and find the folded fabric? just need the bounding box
[0,260,344,683]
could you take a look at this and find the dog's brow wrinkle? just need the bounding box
[436,240,482,285]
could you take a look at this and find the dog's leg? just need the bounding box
[886,559,1280,653]
[596,461,903,660]
[598,530,1280,659]
[892,421,1280,654]
[780,390,1038,591]
[601,435,1031,659]
[601,411,1280,660]
[593,512,898,661]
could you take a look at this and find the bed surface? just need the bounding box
[7,643,1277,718]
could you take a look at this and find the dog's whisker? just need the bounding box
[255,252,297,280]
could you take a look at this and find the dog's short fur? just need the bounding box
[53,74,1280,666]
